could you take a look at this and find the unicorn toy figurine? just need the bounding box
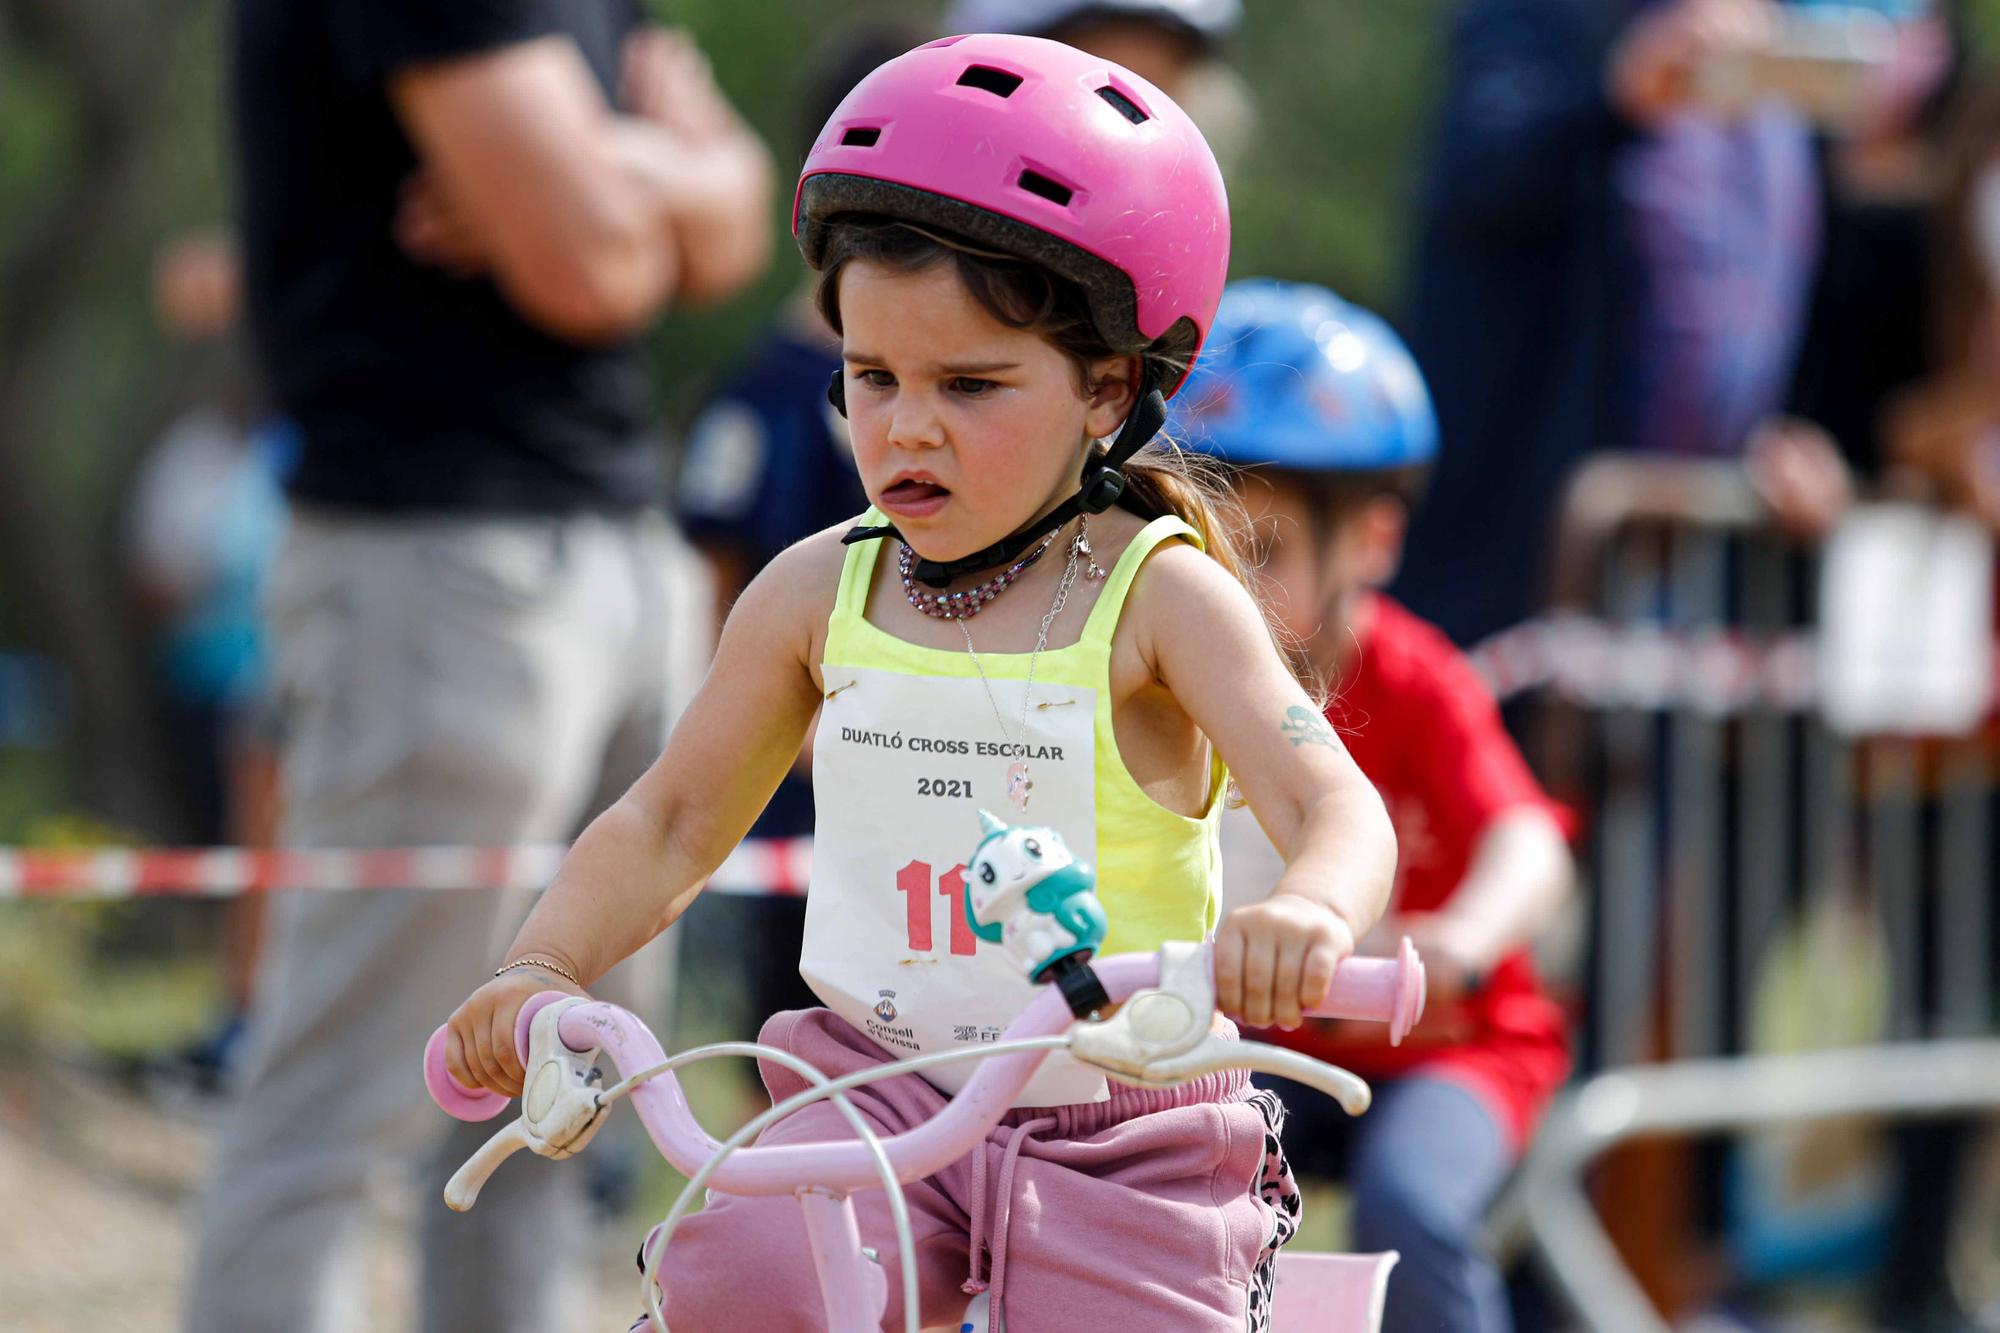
[964,811,1111,1017]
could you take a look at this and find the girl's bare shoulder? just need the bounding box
[765,522,854,596]
[1120,532,1264,666]
[724,522,854,673]
[1125,521,1241,608]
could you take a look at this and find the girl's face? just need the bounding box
[836,259,1135,562]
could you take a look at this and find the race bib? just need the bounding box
[803,662,1107,1105]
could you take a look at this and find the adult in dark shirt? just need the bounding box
[187,4,770,1330]
[1388,0,1640,650]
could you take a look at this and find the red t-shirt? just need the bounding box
[1265,594,1572,1150]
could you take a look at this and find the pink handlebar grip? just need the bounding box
[1305,938,1427,1045]
[424,1025,512,1122]
[514,990,576,1066]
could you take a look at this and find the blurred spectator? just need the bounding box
[1390,0,1641,649]
[1885,71,2000,526]
[152,230,243,346]
[185,4,771,1332]
[125,230,292,1088]
[1614,2,1828,462]
[1868,73,2000,1328]
[126,231,289,846]
[1393,0,1935,647]
[1749,4,1959,538]
[942,0,1252,160]
[944,0,1233,86]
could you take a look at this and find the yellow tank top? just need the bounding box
[800,511,1224,1106]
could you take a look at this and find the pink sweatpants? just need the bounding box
[650,1007,1295,1331]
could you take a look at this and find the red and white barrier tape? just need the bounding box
[0,836,812,902]
[5,616,1987,900]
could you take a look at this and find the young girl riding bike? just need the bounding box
[442,33,1397,1329]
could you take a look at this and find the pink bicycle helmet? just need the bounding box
[793,32,1230,395]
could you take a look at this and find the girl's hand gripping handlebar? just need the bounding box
[422,992,610,1210]
[1070,938,1426,1116]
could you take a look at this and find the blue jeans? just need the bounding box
[1257,1073,1515,1333]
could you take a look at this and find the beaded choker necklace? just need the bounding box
[897,529,1057,621]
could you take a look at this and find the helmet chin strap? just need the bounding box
[831,370,1169,589]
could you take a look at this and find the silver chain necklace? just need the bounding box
[958,515,1106,810]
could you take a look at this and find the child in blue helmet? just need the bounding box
[1176,279,1576,1333]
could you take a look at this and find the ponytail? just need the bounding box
[1108,437,1324,706]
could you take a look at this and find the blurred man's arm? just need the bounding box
[613,26,776,306]
[388,30,773,343]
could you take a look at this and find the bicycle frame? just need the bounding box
[427,938,1425,1331]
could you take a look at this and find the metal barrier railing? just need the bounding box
[1484,454,2000,1329]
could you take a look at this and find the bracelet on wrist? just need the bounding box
[494,956,582,987]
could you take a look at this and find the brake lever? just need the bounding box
[441,996,610,1212]
[444,1120,533,1211]
[1139,1036,1372,1117]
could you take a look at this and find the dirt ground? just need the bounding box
[0,1060,650,1332]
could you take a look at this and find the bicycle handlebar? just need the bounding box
[425,940,1424,1199]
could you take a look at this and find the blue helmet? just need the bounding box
[1169,279,1438,473]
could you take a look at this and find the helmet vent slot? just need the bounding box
[957,65,1024,97]
[1096,86,1148,124]
[1016,170,1074,207]
[839,126,882,147]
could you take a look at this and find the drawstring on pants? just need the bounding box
[962,1114,1057,1317]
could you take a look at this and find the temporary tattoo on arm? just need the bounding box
[1281,705,1337,751]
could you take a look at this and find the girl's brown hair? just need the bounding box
[814,215,1315,691]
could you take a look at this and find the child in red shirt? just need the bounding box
[1177,280,1575,1333]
